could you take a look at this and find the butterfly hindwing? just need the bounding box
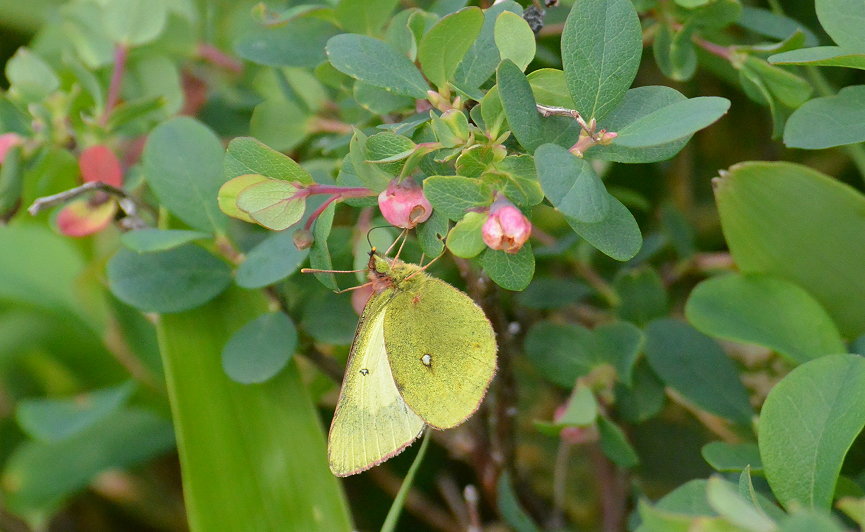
[383,276,497,429]
[328,295,425,477]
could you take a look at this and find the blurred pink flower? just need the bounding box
[482,201,531,254]
[377,178,432,229]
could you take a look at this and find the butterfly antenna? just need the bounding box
[301,267,365,274]
[383,228,407,257]
[393,228,410,259]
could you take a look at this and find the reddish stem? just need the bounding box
[304,185,373,197]
[693,36,733,61]
[101,44,129,126]
[304,194,341,231]
[197,43,243,73]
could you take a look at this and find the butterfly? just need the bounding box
[323,250,497,477]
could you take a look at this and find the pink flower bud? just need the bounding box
[377,178,432,229]
[79,145,123,187]
[482,203,531,254]
[0,133,22,164]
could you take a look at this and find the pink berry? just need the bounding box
[377,178,432,229]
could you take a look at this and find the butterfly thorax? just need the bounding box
[367,254,424,294]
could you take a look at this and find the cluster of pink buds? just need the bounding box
[377,178,432,229]
[482,195,531,254]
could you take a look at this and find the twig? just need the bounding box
[27,181,147,221]
[574,260,620,307]
[102,44,129,125]
[550,441,572,529]
[464,485,483,532]
[536,104,595,137]
[589,443,628,532]
[197,43,243,73]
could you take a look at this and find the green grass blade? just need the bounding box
[157,287,352,531]
[381,429,431,532]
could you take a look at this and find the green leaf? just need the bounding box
[417,209,448,257]
[485,155,544,207]
[815,0,865,50]
[250,99,310,153]
[336,0,398,35]
[5,48,59,102]
[653,24,697,82]
[613,267,668,326]
[784,85,865,149]
[326,34,429,98]
[354,81,414,114]
[497,60,543,152]
[616,362,666,423]
[524,322,594,387]
[222,312,297,384]
[706,476,777,532]
[309,202,338,291]
[739,6,819,47]
[759,354,865,509]
[644,319,754,424]
[16,381,135,442]
[770,46,865,69]
[565,196,642,261]
[535,143,610,223]
[236,179,305,231]
[366,132,416,163]
[597,415,639,468]
[587,86,690,163]
[349,129,393,192]
[236,230,309,289]
[224,137,314,183]
[107,246,232,314]
[714,162,865,338]
[235,17,339,68]
[218,174,269,223]
[453,1,522,92]
[2,409,175,518]
[102,0,167,46]
[418,7,483,89]
[423,175,493,221]
[143,117,228,233]
[120,229,211,253]
[742,56,813,108]
[613,97,730,148]
[561,0,642,120]
[157,287,352,531]
[685,273,846,365]
[702,442,763,473]
[515,277,591,309]
[446,212,486,258]
[778,510,845,531]
[482,243,535,291]
[494,11,535,72]
[497,472,540,532]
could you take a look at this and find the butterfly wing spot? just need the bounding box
[359,368,369,376]
[420,353,432,367]
[412,294,421,305]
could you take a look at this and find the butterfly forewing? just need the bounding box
[328,296,425,477]
[384,276,497,430]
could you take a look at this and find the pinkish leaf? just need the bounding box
[56,198,117,237]
[79,145,123,186]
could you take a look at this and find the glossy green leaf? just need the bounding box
[235,18,339,67]
[250,99,310,152]
[706,476,776,532]
[739,6,819,47]
[497,60,543,152]
[222,312,297,384]
[354,81,414,114]
[714,162,865,338]
[236,231,309,289]
[102,0,167,46]
[224,137,314,183]
[759,354,865,509]
[218,174,269,223]
[485,155,544,207]
[784,85,865,149]
[236,179,305,231]
[565,196,642,261]
[614,97,730,148]
[418,7,483,89]
[644,319,754,424]
[588,86,690,163]
[446,212,486,258]
[526,68,573,108]
[2,409,175,519]
[494,11,535,72]
[16,381,135,442]
[157,287,352,531]
[742,56,812,109]
[453,1,522,92]
[121,229,211,253]
[107,246,232,314]
[535,143,610,223]
[815,0,865,50]
[653,24,697,82]
[308,202,338,291]
[770,46,865,69]
[336,0,398,35]
[702,442,763,473]
[423,175,493,220]
[515,277,591,309]
[481,243,534,291]
[561,0,642,120]
[5,48,59,102]
[348,129,392,192]
[417,209,448,257]
[326,34,429,98]
[143,117,227,233]
[685,273,845,365]
[598,415,639,468]
[613,267,668,326]
[366,131,416,163]
[497,472,540,532]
